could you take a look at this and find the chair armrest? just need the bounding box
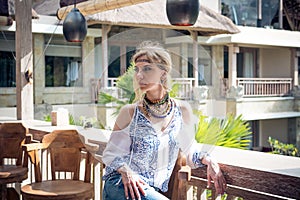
[22,142,48,152]
[178,165,191,181]
[22,142,45,182]
[84,142,99,154]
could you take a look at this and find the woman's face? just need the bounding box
[134,56,166,92]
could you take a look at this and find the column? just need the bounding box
[101,25,111,88]
[15,0,34,120]
[228,44,239,88]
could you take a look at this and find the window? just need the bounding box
[45,56,82,87]
[0,32,15,87]
[0,51,15,87]
[248,120,259,149]
[108,46,120,78]
[108,45,136,78]
[224,47,258,79]
[44,35,82,87]
[224,50,228,78]
[298,56,300,85]
[221,0,280,28]
[193,45,212,85]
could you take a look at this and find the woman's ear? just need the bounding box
[161,71,167,78]
[160,72,167,84]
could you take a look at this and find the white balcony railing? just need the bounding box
[92,77,294,102]
[236,78,293,97]
[91,78,195,102]
[172,78,195,100]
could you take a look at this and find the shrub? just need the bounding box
[195,114,252,149]
[268,137,299,157]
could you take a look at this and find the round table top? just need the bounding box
[0,165,28,184]
[21,179,94,200]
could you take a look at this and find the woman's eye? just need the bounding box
[143,65,152,72]
[134,67,139,73]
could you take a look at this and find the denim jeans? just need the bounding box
[103,174,169,200]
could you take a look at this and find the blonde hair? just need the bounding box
[131,41,172,102]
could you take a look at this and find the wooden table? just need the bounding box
[0,166,28,200]
[0,121,30,200]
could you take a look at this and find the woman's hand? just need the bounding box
[118,165,147,200]
[202,156,227,195]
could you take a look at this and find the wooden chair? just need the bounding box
[160,151,191,200]
[21,129,98,200]
[0,122,31,200]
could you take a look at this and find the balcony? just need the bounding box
[236,78,293,97]
[92,77,294,104]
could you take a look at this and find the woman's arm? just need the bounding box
[103,103,147,199]
[179,100,227,195]
[102,104,134,166]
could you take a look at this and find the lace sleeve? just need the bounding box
[175,100,209,169]
[102,127,131,170]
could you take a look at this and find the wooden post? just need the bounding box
[191,31,198,87]
[101,25,111,88]
[15,0,34,120]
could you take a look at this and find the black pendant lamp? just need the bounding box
[166,0,200,26]
[63,7,87,42]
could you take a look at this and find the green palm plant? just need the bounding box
[98,62,136,115]
[195,114,252,149]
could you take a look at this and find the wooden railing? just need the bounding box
[9,122,297,200]
[236,78,293,97]
[176,145,300,200]
[20,143,300,200]
[20,127,300,200]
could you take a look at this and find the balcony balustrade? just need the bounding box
[92,77,294,103]
[237,78,293,97]
[91,77,195,102]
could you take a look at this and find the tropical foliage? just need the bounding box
[268,137,299,157]
[98,63,135,115]
[195,114,252,149]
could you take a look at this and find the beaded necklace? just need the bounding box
[142,97,173,118]
[144,93,169,105]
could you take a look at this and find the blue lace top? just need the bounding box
[102,100,206,192]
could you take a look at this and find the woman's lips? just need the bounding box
[138,82,147,86]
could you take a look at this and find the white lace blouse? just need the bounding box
[102,99,207,192]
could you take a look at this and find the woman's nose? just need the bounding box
[136,70,143,79]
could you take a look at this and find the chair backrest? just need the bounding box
[41,129,93,182]
[161,151,186,199]
[0,122,29,166]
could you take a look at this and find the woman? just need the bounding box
[102,41,226,200]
